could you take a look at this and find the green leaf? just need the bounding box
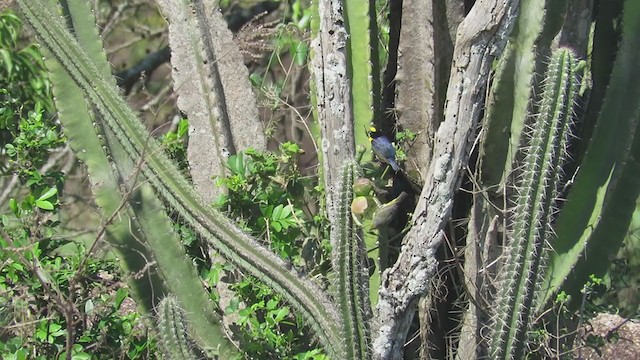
[281,204,293,219]
[262,204,274,217]
[266,298,278,310]
[274,307,289,322]
[249,73,263,87]
[207,264,221,286]
[280,220,291,230]
[84,300,94,314]
[292,0,302,22]
[291,41,308,66]
[71,352,91,360]
[16,349,29,360]
[35,200,53,210]
[9,198,19,216]
[5,143,16,156]
[176,118,189,137]
[37,187,57,202]
[272,204,284,220]
[114,288,128,309]
[37,322,64,343]
[25,171,41,187]
[228,153,245,177]
[225,298,240,315]
[21,195,34,211]
[0,48,13,77]
[297,11,311,30]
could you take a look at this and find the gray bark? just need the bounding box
[396,0,463,175]
[309,0,356,247]
[157,0,265,203]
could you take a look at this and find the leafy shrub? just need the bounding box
[0,10,54,145]
[213,143,330,359]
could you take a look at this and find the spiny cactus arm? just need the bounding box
[130,182,240,358]
[573,1,622,155]
[488,48,579,360]
[39,1,239,356]
[310,8,362,340]
[155,0,266,203]
[43,45,166,315]
[372,1,520,359]
[47,40,240,360]
[60,0,114,81]
[156,296,206,360]
[541,0,640,308]
[335,162,371,359]
[16,1,344,357]
[41,0,166,311]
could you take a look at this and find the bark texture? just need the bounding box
[158,0,265,203]
[373,1,521,358]
[310,0,356,243]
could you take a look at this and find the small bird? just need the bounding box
[372,191,409,229]
[369,127,400,172]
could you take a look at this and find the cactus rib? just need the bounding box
[540,0,640,307]
[488,48,579,360]
[335,162,370,359]
[40,1,239,356]
[156,296,203,360]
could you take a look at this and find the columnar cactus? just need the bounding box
[488,48,579,360]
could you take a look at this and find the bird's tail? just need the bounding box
[389,159,400,172]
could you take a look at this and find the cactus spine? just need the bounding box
[335,162,370,359]
[488,48,579,359]
[156,296,203,360]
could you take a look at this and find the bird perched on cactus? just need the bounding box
[368,126,400,172]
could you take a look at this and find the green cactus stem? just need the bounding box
[156,296,204,360]
[488,47,579,360]
[335,161,371,359]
